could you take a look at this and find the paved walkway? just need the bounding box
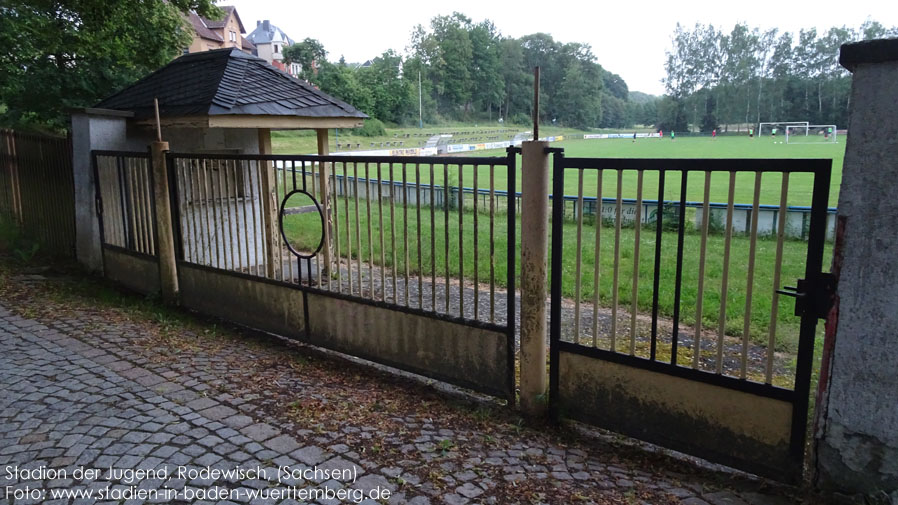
[0,273,818,505]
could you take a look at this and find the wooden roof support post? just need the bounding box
[258,128,277,279]
[316,128,333,279]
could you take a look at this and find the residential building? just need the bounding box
[186,6,255,55]
[246,20,302,77]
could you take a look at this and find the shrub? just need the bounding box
[356,118,386,137]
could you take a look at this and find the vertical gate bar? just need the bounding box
[592,170,604,347]
[473,163,479,321]
[610,169,623,351]
[250,160,262,277]
[366,162,374,297]
[176,160,190,262]
[240,160,253,274]
[199,160,213,266]
[125,159,141,253]
[694,171,712,369]
[430,164,437,311]
[333,161,342,293]
[91,153,107,253]
[444,164,450,314]
[549,150,565,417]
[741,172,763,379]
[574,170,585,342]
[221,159,234,270]
[767,173,790,383]
[458,164,465,317]
[630,169,644,355]
[132,159,148,254]
[354,162,363,296]
[190,160,203,264]
[145,159,157,255]
[116,156,131,250]
[344,162,353,294]
[209,160,223,268]
[789,162,831,469]
[416,163,423,310]
[506,147,516,333]
[489,164,496,323]
[233,160,247,272]
[650,170,665,360]
[717,171,737,373]
[389,163,397,301]
[670,170,689,365]
[212,161,225,269]
[403,163,410,307]
[377,162,386,300]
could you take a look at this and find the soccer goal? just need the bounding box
[758,121,809,137]
[785,124,838,144]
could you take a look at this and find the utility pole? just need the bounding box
[418,71,423,129]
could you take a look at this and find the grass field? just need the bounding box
[273,130,845,207]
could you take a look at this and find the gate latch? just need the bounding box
[776,273,836,319]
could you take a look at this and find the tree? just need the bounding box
[282,38,327,81]
[0,0,219,132]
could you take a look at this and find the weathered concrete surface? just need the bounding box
[815,40,898,495]
[102,247,161,295]
[519,140,549,416]
[559,351,796,481]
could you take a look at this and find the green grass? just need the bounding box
[274,131,845,208]
[283,197,831,352]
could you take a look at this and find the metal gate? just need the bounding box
[548,153,832,482]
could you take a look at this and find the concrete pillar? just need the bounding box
[316,128,333,276]
[150,141,179,303]
[814,38,898,499]
[70,109,139,272]
[258,128,278,278]
[519,140,549,416]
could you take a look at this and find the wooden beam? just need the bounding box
[135,115,364,130]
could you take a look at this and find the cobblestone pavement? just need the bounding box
[0,273,823,505]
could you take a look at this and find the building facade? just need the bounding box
[186,6,255,55]
[246,20,302,77]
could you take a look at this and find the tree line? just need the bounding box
[287,13,644,130]
[659,20,898,132]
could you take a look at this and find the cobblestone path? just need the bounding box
[0,271,819,505]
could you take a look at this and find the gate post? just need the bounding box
[814,39,898,498]
[150,140,179,303]
[519,140,549,416]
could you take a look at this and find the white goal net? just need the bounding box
[758,121,808,137]
[785,124,838,144]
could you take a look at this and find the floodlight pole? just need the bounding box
[418,71,423,129]
[533,67,540,140]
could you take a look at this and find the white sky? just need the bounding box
[223,0,898,95]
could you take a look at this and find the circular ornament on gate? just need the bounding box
[279,190,325,259]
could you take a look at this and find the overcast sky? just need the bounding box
[223,0,898,95]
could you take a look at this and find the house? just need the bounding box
[246,20,302,77]
[186,6,255,55]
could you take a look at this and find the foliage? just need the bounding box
[355,118,386,137]
[0,0,219,132]
[283,37,327,81]
[662,21,898,131]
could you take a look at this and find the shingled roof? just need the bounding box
[95,48,367,127]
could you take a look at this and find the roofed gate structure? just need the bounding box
[71,48,367,273]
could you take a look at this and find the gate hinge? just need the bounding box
[777,273,836,319]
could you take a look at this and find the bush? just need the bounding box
[356,118,386,137]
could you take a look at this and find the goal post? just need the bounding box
[785,124,838,144]
[758,121,809,137]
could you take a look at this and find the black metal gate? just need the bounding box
[548,152,832,482]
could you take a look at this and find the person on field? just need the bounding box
[712,129,717,140]
[749,128,754,138]
[771,127,777,138]
[633,132,637,142]
[659,129,663,138]
[671,130,675,141]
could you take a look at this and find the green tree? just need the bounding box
[283,38,327,81]
[0,0,219,132]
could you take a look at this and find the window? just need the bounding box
[229,31,236,42]
[274,44,279,53]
